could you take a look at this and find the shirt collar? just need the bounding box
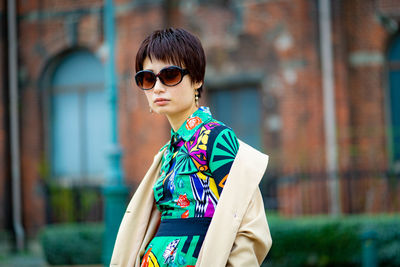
[170,106,213,142]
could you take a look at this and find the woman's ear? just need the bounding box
[194,81,203,90]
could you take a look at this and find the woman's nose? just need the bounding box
[153,78,165,94]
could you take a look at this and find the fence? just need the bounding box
[43,182,103,224]
[42,169,400,224]
[261,169,400,215]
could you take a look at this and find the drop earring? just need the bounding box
[149,107,153,113]
[195,90,199,107]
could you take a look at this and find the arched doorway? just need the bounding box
[50,50,109,183]
[42,49,109,222]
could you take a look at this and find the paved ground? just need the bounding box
[0,254,47,267]
[0,241,103,267]
[0,240,47,267]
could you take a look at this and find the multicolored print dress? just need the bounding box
[141,106,239,267]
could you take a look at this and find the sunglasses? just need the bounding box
[135,65,189,90]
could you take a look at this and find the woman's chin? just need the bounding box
[152,105,169,115]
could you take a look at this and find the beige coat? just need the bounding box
[110,140,272,267]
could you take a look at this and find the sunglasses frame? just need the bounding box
[135,65,189,90]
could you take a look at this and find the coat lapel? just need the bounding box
[110,149,165,267]
[196,140,269,267]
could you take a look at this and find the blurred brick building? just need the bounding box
[1,0,400,237]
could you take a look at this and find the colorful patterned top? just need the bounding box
[141,106,239,267]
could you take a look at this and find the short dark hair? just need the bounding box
[135,28,206,97]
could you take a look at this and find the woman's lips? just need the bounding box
[154,98,170,106]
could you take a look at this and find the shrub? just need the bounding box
[263,214,400,267]
[40,215,400,266]
[40,223,104,265]
[0,230,12,261]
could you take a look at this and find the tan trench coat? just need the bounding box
[110,140,272,267]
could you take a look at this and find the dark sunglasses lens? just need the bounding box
[160,67,182,86]
[136,71,156,89]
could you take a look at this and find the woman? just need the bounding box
[111,28,272,267]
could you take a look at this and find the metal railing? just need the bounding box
[261,169,400,214]
[43,182,103,224]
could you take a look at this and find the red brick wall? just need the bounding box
[337,0,398,214]
[11,0,400,234]
[16,1,171,234]
[227,0,327,214]
[116,6,170,190]
[18,0,104,235]
[277,0,399,215]
[341,0,389,171]
[173,1,326,174]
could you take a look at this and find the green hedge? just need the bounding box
[0,230,12,261]
[263,214,400,267]
[40,215,400,266]
[40,223,104,265]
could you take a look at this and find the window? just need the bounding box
[208,86,262,150]
[50,50,109,183]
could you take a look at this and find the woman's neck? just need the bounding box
[167,105,198,132]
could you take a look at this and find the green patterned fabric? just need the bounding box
[141,106,239,267]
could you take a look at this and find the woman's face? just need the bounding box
[141,57,202,117]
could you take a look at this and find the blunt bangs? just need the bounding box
[135,28,206,96]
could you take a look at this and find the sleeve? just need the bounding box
[207,126,239,195]
[227,188,272,266]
